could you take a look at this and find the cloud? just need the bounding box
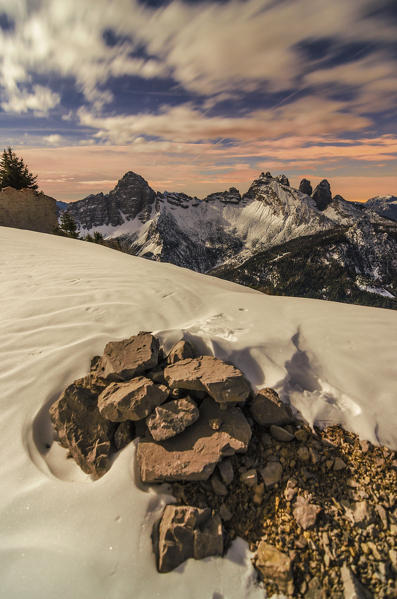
[1,84,60,115]
[43,133,63,145]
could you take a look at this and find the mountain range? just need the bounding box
[59,171,397,309]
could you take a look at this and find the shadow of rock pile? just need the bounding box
[50,332,397,598]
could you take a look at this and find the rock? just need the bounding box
[219,504,233,521]
[341,563,373,598]
[240,469,257,487]
[164,356,251,405]
[297,446,310,462]
[299,178,312,196]
[94,332,159,382]
[250,388,293,427]
[360,439,371,453]
[270,424,294,442]
[153,505,223,573]
[113,421,135,450]
[284,478,298,501]
[293,495,321,530]
[349,501,372,526]
[375,504,388,528]
[295,428,308,442]
[312,179,332,211]
[260,461,283,487]
[137,398,252,482]
[49,376,116,479]
[305,577,326,599]
[210,473,228,496]
[146,397,199,441]
[218,458,234,486]
[98,377,169,422]
[334,457,347,471]
[167,340,195,364]
[146,367,165,385]
[255,541,293,595]
[275,174,290,186]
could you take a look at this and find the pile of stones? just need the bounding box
[49,332,397,597]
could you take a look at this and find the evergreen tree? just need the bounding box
[93,231,104,243]
[59,212,79,238]
[0,147,38,191]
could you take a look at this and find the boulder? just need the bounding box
[293,495,321,530]
[146,397,199,441]
[137,398,252,482]
[94,332,159,381]
[250,388,293,426]
[98,377,169,422]
[153,505,223,573]
[49,376,116,479]
[299,178,312,196]
[254,541,293,595]
[164,356,251,404]
[167,340,195,364]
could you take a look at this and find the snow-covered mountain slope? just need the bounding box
[64,171,335,272]
[365,195,397,222]
[1,227,396,598]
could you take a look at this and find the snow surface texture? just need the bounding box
[1,227,396,599]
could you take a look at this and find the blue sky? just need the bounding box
[0,0,396,201]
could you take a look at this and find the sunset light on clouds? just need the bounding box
[0,0,396,201]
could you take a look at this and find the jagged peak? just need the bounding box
[115,170,151,189]
[299,178,312,196]
[312,179,332,211]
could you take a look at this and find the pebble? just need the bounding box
[260,461,283,487]
[218,458,234,486]
[295,428,308,442]
[210,473,228,496]
[297,446,310,462]
[334,457,347,471]
[270,425,294,442]
[240,469,257,488]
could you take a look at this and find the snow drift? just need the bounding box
[0,226,396,599]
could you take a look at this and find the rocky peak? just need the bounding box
[113,171,152,194]
[275,174,290,186]
[312,179,332,211]
[205,187,241,204]
[299,178,312,196]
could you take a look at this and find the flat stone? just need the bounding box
[341,564,372,599]
[94,332,159,382]
[146,397,199,441]
[293,495,321,530]
[164,355,251,404]
[98,377,169,422]
[167,340,195,364]
[255,541,293,595]
[250,388,293,426]
[260,461,283,487]
[270,424,294,442]
[49,376,116,479]
[137,398,252,483]
[153,505,223,573]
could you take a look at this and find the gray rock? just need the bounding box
[210,473,228,496]
[261,461,283,487]
[137,398,252,482]
[299,178,312,196]
[167,340,195,364]
[49,376,116,479]
[254,542,293,595]
[293,495,321,530]
[146,397,199,441]
[94,332,159,382]
[341,563,372,598]
[164,355,251,404]
[270,424,294,442]
[153,505,223,573]
[218,458,234,486]
[312,179,332,211]
[113,421,135,451]
[98,377,169,421]
[250,388,293,426]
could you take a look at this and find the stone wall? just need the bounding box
[0,187,57,234]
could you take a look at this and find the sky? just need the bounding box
[0,0,396,202]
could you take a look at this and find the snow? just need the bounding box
[356,282,395,299]
[1,226,397,598]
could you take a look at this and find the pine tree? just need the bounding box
[59,212,79,238]
[0,147,38,191]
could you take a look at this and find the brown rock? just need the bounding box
[146,397,199,441]
[341,564,372,598]
[153,505,223,573]
[49,377,116,479]
[94,332,159,382]
[218,458,234,486]
[334,457,347,471]
[210,473,228,496]
[293,495,321,530]
[260,460,283,487]
[164,356,251,404]
[167,340,195,364]
[270,424,294,442]
[98,377,169,422]
[249,388,293,426]
[284,478,298,501]
[113,421,135,450]
[255,541,294,595]
[137,398,252,482]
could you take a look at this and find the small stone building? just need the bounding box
[0,187,57,234]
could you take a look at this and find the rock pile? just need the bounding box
[49,332,397,597]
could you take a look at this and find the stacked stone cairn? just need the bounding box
[50,332,397,598]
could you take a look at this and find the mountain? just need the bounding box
[364,195,397,222]
[59,171,397,309]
